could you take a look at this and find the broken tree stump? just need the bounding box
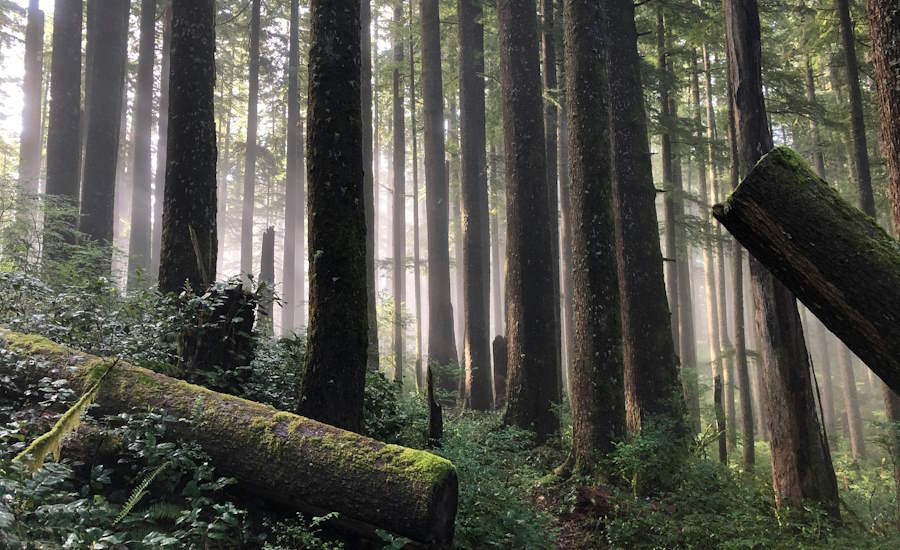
[0,330,458,545]
[712,147,900,394]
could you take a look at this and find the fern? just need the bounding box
[114,461,169,526]
[146,502,184,522]
[13,358,119,471]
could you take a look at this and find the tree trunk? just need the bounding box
[258,226,275,336]
[283,0,302,335]
[499,0,559,440]
[79,0,129,255]
[239,0,261,278]
[427,365,444,448]
[489,141,503,341]
[838,344,866,460]
[458,0,492,411]
[127,0,157,289]
[18,0,43,201]
[715,375,727,464]
[724,1,838,520]
[713,146,900,395]
[420,0,457,378]
[605,0,684,438]
[804,56,827,179]
[563,0,625,469]
[299,0,369,433]
[558,86,575,400]
[409,2,423,391]
[0,331,457,545]
[150,7,171,278]
[392,0,406,384]
[361,0,378,368]
[542,0,563,401]
[493,335,508,410]
[158,0,217,294]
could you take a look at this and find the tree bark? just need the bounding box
[715,374,727,464]
[493,335,508,410]
[283,0,303,335]
[409,2,423,391]
[458,0,492,410]
[150,8,171,278]
[361,0,378,368]
[300,0,368,433]
[723,0,838,518]
[420,0,457,377]
[563,0,624,468]
[604,0,684,438]
[392,0,406,384]
[239,0,261,278]
[499,0,559,440]
[258,226,275,336]
[0,331,457,545]
[838,344,866,460]
[127,0,157,289]
[158,0,217,294]
[18,0,43,201]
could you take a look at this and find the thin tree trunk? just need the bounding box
[409,0,423,391]
[564,0,625,469]
[499,0,559,439]
[724,0,838,518]
[458,0,492,410]
[79,0,129,258]
[18,0,43,201]
[299,0,368,432]
[839,345,866,460]
[127,0,157,289]
[489,141,503,341]
[392,0,406,384]
[240,0,261,278]
[283,0,302,334]
[158,0,217,293]
[150,8,171,277]
[258,226,275,335]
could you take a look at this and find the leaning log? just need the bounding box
[0,330,457,545]
[712,147,900,394]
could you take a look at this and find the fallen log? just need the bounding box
[712,147,900,394]
[0,330,458,545]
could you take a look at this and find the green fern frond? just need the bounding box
[114,461,169,526]
[146,501,183,522]
[13,358,120,472]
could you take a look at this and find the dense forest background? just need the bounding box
[0,0,899,548]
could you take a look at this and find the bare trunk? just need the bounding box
[240,0,261,278]
[18,0,44,201]
[392,0,406,384]
[150,9,171,277]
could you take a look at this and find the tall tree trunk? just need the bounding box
[867,0,900,493]
[724,0,838,518]
[18,0,43,201]
[409,0,423,391]
[839,344,866,460]
[489,141,503,341]
[158,0,217,293]
[542,0,563,400]
[605,0,684,437]
[564,0,625,469]
[283,0,302,335]
[458,0,492,410]
[79,0,129,258]
[300,0,368,433]
[421,0,458,377]
[557,3,574,395]
[804,56,827,179]
[43,0,83,262]
[392,1,406,384]
[499,0,559,439]
[240,0,261,278]
[150,8,171,277]
[258,226,276,335]
[362,0,379,367]
[127,0,157,289]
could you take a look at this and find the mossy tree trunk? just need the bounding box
[604,0,685,439]
[0,331,457,545]
[723,0,838,518]
[300,0,369,433]
[158,0,217,294]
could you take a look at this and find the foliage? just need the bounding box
[263,512,344,550]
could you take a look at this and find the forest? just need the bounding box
[0,0,899,547]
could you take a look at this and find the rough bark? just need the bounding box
[18,0,43,200]
[392,0,406,384]
[715,374,727,464]
[362,0,379,368]
[0,331,457,545]
[493,335,508,410]
[724,0,838,518]
[458,0,492,411]
[299,0,368,433]
[563,0,624,468]
[127,0,157,289]
[158,0,217,294]
[240,0,261,278]
[499,0,559,440]
[283,0,302,335]
[421,0,458,375]
[150,8,172,277]
[426,365,443,448]
[558,88,575,400]
[604,0,684,437]
[258,226,275,336]
[43,0,83,259]
[713,147,900,395]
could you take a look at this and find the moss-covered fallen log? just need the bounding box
[0,330,458,545]
[712,147,900,394]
